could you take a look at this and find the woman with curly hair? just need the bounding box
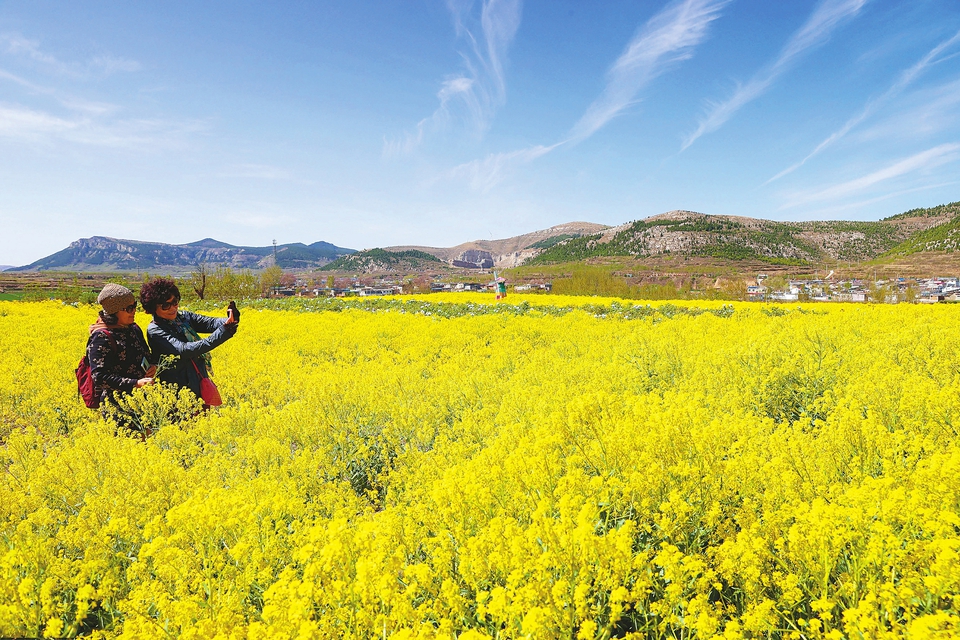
[140,277,238,405]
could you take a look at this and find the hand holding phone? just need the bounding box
[227,300,240,325]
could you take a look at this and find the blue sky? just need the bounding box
[1,0,959,266]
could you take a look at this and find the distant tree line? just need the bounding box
[18,264,297,304]
[548,265,751,301]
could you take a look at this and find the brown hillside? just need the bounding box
[387,221,608,268]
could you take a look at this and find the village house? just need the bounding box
[357,285,402,296]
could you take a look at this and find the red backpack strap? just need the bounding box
[89,328,116,349]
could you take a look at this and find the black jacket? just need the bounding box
[147,311,236,398]
[87,323,151,403]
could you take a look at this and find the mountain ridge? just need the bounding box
[10,236,356,272]
[527,205,959,266]
[11,200,960,272]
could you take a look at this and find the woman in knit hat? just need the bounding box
[86,283,155,414]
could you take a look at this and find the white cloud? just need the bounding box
[788,181,960,218]
[0,32,140,78]
[0,67,122,116]
[384,0,521,156]
[766,27,960,184]
[2,33,59,66]
[782,143,960,208]
[569,0,729,144]
[0,34,199,150]
[58,97,120,116]
[0,102,204,149]
[443,0,727,191]
[0,103,76,138]
[444,143,558,191]
[0,67,53,92]
[383,76,483,157]
[682,0,870,151]
[857,78,960,141]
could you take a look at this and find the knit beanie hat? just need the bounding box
[97,283,135,315]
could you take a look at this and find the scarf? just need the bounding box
[172,313,213,375]
[90,310,124,334]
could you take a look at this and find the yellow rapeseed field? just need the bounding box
[3,297,960,639]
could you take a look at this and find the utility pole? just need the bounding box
[272,239,278,265]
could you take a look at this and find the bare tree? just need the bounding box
[191,261,208,300]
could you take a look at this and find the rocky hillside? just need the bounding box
[320,249,441,273]
[528,204,958,266]
[387,222,609,269]
[882,201,960,220]
[12,237,355,272]
[881,202,960,256]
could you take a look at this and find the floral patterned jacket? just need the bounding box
[86,324,151,403]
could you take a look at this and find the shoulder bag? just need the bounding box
[191,360,222,407]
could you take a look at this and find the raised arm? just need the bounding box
[181,310,228,334]
[147,319,236,358]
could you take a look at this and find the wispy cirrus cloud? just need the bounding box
[445,0,728,191]
[450,0,519,102]
[1,33,141,78]
[0,34,199,150]
[781,143,960,208]
[569,0,729,144]
[682,0,870,151]
[443,143,558,192]
[857,77,960,143]
[788,181,960,218]
[766,28,960,184]
[0,67,50,92]
[0,101,205,149]
[383,0,521,157]
[0,67,120,115]
[0,103,75,138]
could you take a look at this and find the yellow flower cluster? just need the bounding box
[2,298,960,638]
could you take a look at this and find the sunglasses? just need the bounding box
[160,298,180,311]
[120,303,137,313]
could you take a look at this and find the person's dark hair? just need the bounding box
[140,277,181,314]
[99,310,120,326]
